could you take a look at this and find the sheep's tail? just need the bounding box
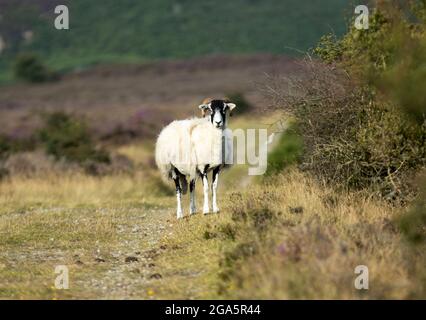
[156,162,171,184]
[156,159,188,195]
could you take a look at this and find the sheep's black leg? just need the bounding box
[189,179,197,215]
[173,174,183,219]
[190,179,196,192]
[212,167,221,213]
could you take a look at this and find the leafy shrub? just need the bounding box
[225,92,253,114]
[39,112,110,164]
[314,9,393,75]
[314,2,426,121]
[313,34,343,64]
[13,53,55,83]
[264,3,426,200]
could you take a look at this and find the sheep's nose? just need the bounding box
[215,120,222,126]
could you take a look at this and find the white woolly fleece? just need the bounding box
[155,117,233,181]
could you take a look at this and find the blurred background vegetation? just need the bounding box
[0,0,349,83]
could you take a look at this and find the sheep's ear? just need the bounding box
[226,103,236,111]
[226,103,236,116]
[198,103,211,117]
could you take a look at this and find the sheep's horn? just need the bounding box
[202,97,212,105]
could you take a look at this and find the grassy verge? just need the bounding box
[153,169,425,299]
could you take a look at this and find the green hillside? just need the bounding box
[0,0,350,80]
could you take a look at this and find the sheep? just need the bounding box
[155,99,236,219]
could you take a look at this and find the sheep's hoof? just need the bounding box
[203,209,210,215]
[177,212,183,219]
[190,210,198,215]
[213,208,220,213]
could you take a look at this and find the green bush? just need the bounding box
[265,2,426,200]
[39,112,110,164]
[13,53,55,83]
[312,34,343,64]
[225,92,253,114]
[322,103,423,197]
[314,9,393,75]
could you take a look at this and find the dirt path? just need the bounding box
[76,206,174,299]
[0,201,176,299]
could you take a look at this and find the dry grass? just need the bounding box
[0,171,169,213]
[137,169,425,299]
[212,170,425,299]
[128,170,425,299]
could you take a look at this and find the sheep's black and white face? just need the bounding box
[198,99,236,129]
